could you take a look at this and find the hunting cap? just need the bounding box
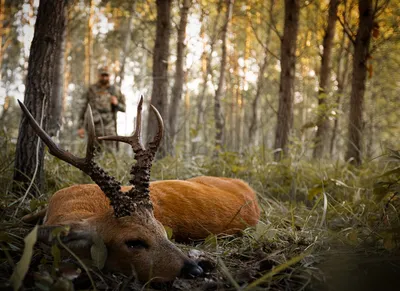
[98,66,110,75]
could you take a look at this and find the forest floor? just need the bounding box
[1,143,400,290]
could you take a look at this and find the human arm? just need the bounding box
[110,86,126,113]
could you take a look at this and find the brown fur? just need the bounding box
[45,176,260,240]
[37,176,260,282]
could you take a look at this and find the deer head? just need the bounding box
[18,98,203,283]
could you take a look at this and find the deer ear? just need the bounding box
[37,224,95,249]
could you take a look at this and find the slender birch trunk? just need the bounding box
[214,0,234,155]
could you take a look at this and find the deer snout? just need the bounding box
[181,260,203,278]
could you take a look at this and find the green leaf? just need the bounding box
[10,225,38,291]
[308,186,322,200]
[51,244,61,270]
[164,226,173,240]
[91,235,107,270]
[50,226,70,240]
[204,234,218,249]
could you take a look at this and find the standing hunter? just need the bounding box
[77,66,126,150]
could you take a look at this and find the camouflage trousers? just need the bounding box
[94,120,117,152]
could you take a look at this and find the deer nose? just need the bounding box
[181,260,203,278]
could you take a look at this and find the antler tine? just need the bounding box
[18,100,85,169]
[147,104,164,152]
[98,96,163,152]
[85,104,96,162]
[18,100,135,218]
[98,96,144,151]
[97,96,164,210]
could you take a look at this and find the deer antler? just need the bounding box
[18,100,135,217]
[98,96,164,210]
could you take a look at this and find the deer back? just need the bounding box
[44,176,260,241]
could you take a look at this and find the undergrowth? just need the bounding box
[0,136,399,290]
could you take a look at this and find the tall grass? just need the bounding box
[0,134,399,290]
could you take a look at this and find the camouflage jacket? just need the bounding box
[78,82,126,128]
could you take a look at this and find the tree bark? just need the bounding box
[329,33,350,158]
[48,5,68,137]
[0,0,8,83]
[13,0,67,195]
[117,0,136,89]
[84,0,94,87]
[148,0,172,158]
[312,0,339,159]
[248,0,275,146]
[193,1,223,155]
[345,0,374,165]
[168,0,191,152]
[214,0,233,155]
[273,0,300,161]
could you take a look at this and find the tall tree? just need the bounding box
[273,0,300,161]
[48,4,68,137]
[13,0,67,194]
[313,0,339,159]
[214,0,234,155]
[84,0,94,87]
[168,0,191,152]
[248,0,276,146]
[117,0,136,89]
[148,0,172,158]
[193,0,223,155]
[330,32,351,158]
[345,0,374,165]
[0,0,5,83]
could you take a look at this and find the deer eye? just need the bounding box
[125,239,149,250]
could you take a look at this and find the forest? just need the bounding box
[0,0,400,290]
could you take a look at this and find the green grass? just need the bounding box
[1,138,399,290]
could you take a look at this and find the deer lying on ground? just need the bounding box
[19,97,260,283]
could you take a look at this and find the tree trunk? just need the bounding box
[193,1,223,155]
[183,90,190,156]
[168,0,191,153]
[248,0,275,146]
[329,34,350,158]
[118,0,136,89]
[214,0,233,155]
[148,0,172,158]
[84,0,94,87]
[63,7,72,116]
[312,0,339,159]
[13,0,67,195]
[0,0,8,83]
[0,0,4,82]
[48,5,68,137]
[273,0,300,161]
[345,0,374,165]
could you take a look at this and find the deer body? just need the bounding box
[19,97,260,283]
[44,176,260,241]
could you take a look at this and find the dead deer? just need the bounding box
[19,97,260,283]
